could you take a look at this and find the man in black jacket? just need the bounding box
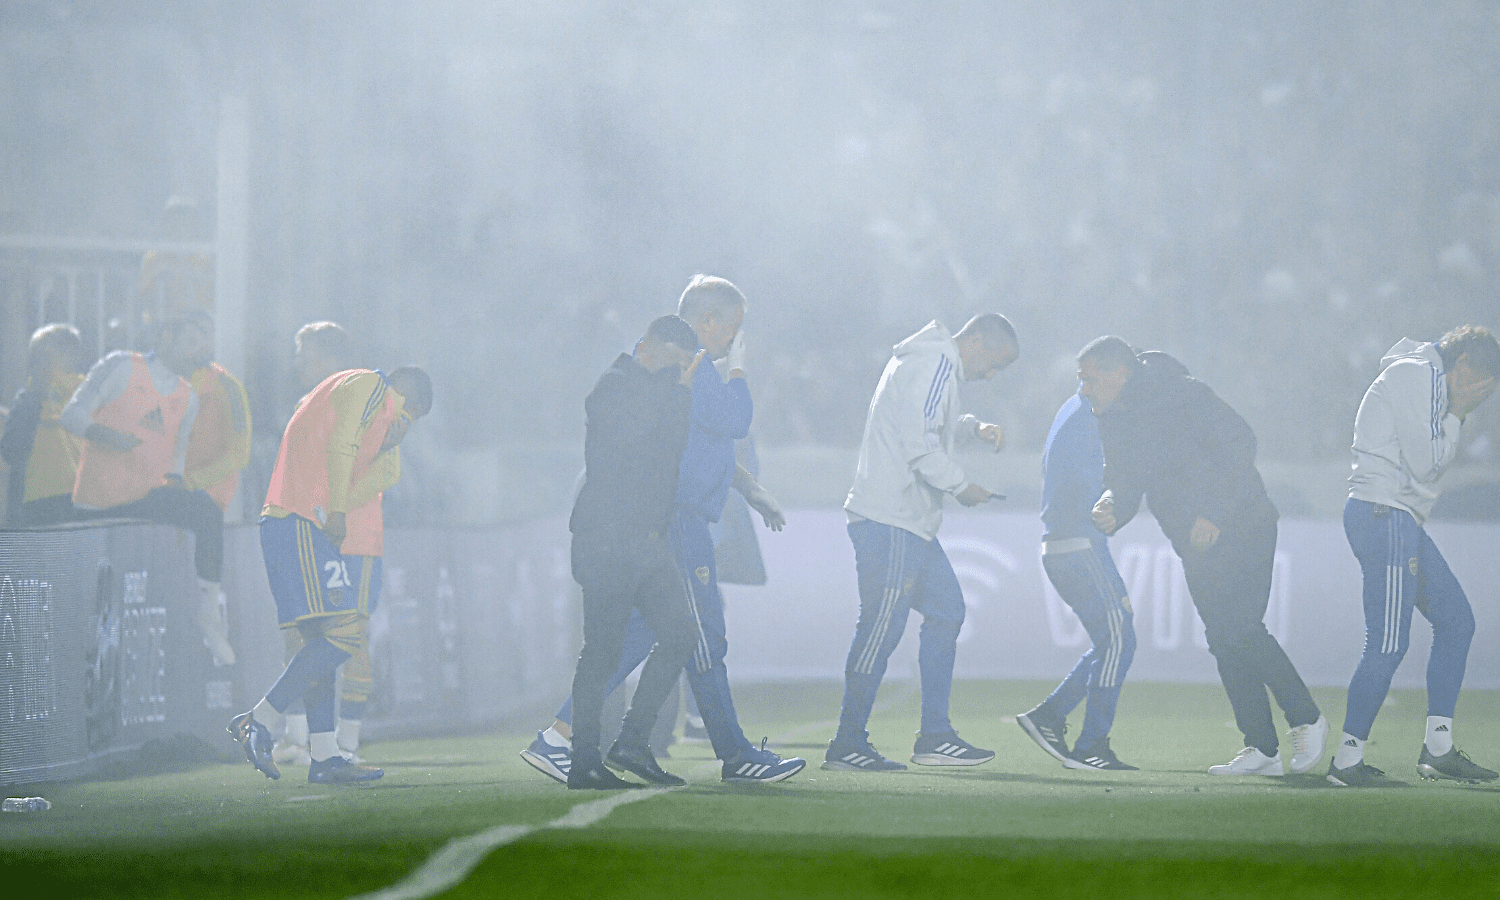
[565,315,704,789]
[1080,336,1327,777]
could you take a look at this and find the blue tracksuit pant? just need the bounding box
[1341,498,1475,740]
[835,519,966,741]
[1036,538,1136,753]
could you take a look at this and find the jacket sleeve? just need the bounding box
[345,447,400,512]
[171,389,199,476]
[60,352,132,438]
[1384,360,1460,484]
[324,372,385,515]
[901,354,970,495]
[1189,383,1260,527]
[689,361,752,440]
[185,368,254,491]
[0,387,41,468]
[1099,420,1145,529]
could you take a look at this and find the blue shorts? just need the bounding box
[260,515,379,625]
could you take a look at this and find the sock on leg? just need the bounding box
[1333,732,1365,769]
[196,578,236,666]
[252,698,283,731]
[1426,716,1454,756]
[310,732,339,763]
[283,713,308,746]
[336,718,362,754]
[542,725,570,749]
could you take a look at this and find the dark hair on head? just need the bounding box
[643,314,700,351]
[959,313,1019,354]
[1437,325,1500,378]
[677,274,747,322]
[155,309,214,348]
[296,321,353,367]
[1078,335,1140,371]
[28,322,84,375]
[387,365,433,416]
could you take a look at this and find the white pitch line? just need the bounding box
[346,788,668,900]
[346,685,912,900]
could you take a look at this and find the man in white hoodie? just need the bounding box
[1327,326,1499,787]
[823,314,1017,771]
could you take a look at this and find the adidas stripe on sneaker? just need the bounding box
[722,739,806,783]
[822,739,907,772]
[911,731,995,767]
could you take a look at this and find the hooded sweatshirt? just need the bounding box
[674,343,752,523]
[1347,339,1459,524]
[1096,351,1277,550]
[844,321,981,541]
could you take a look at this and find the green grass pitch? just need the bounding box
[4,680,1499,899]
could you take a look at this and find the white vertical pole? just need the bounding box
[215,93,250,523]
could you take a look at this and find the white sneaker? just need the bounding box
[1208,747,1283,776]
[1287,715,1329,774]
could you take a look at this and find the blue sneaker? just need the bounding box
[519,730,572,784]
[228,711,280,781]
[822,738,907,772]
[722,738,806,783]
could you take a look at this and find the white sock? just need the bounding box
[252,699,283,732]
[1333,732,1365,769]
[282,713,308,746]
[310,732,340,762]
[542,725,570,749]
[1426,717,1454,756]
[336,718,362,753]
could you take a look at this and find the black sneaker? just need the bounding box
[1417,746,1498,783]
[607,740,686,787]
[1067,738,1138,771]
[822,738,907,772]
[911,731,995,767]
[568,761,645,790]
[308,755,383,784]
[1016,707,1071,764]
[1327,759,1401,787]
[227,712,280,781]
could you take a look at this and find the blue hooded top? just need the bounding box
[674,351,752,521]
[1040,392,1107,542]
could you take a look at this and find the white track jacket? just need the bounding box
[1348,338,1460,524]
[844,321,980,541]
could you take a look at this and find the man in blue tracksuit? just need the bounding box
[1016,391,1137,771]
[1327,326,1500,787]
[521,275,805,785]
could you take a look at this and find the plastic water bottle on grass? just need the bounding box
[2,797,51,812]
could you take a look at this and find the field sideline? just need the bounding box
[4,680,1499,899]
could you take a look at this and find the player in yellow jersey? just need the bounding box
[230,363,431,784]
[3,324,86,525]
